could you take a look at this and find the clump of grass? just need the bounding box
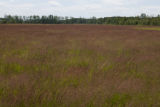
[86,100,96,107]
[65,49,91,69]
[120,60,145,79]
[101,64,114,73]
[66,57,89,68]
[104,93,131,107]
[46,29,67,34]
[0,62,24,74]
[60,77,80,88]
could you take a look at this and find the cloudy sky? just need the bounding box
[0,0,160,17]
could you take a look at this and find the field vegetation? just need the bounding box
[0,25,160,107]
[136,27,160,31]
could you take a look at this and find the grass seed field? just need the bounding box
[0,25,160,107]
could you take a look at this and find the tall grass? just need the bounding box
[0,25,160,106]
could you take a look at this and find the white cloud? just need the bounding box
[102,0,142,6]
[48,0,62,7]
[102,0,124,6]
[9,0,15,2]
[0,0,160,17]
[0,1,6,6]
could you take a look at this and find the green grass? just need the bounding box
[0,62,24,74]
[104,93,131,107]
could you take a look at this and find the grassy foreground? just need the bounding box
[0,25,160,107]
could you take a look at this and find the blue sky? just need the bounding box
[0,0,160,17]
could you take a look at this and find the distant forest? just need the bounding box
[0,13,160,25]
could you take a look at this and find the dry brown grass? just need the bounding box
[0,24,160,107]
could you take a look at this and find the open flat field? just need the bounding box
[0,24,160,107]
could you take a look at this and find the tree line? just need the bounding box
[0,13,160,25]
